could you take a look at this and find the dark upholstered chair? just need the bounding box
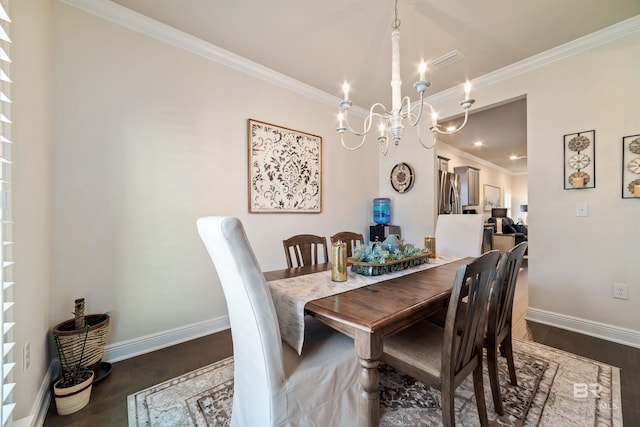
[282,234,329,268]
[381,250,501,427]
[487,216,527,249]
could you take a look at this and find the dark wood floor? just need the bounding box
[44,266,640,426]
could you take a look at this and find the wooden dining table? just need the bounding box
[264,257,473,427]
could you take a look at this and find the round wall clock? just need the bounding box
[390,162,415,193]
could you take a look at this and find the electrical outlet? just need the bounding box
[613,283,629,300]
[576,203,589,217]
[23,341,30,372]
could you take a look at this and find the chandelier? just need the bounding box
[336,0,475,155]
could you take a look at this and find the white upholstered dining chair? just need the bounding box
[197,216,359,427]
[435,214,485,257]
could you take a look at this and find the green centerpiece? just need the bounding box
[349,237,430,276]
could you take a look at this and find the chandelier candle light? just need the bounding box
[336,0,475,155]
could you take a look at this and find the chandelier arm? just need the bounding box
[406,93,425,128]
[380,137,389,155]
[403,109,436,150]
[339,132,368,151]
[343,103,390,137]
[415,124,437,150]
[431,109,470,135]
[340,106,388,151]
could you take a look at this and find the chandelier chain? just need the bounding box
[392,0,401,29]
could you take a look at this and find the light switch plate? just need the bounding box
[576,203,589,217]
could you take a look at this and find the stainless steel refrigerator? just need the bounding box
[438,170,462,214]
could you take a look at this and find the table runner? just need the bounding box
[267,255,461,354]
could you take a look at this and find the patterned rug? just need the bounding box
[127,338,622,426]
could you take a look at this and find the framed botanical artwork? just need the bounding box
[622,133,640,199]
[563,130,595,190]
[248,119,322,213]
[483,184,501,212]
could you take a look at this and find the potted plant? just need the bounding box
[53,325,94,415]
[52,298,110,379]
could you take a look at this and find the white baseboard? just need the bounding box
[103,315,231,363]
[18,362,55,427]
[526,308,640,349]
[32,316,230,426]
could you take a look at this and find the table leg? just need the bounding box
[355,329,383,427]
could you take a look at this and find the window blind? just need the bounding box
[0,1,14,425]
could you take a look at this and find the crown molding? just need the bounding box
[60,1,637,115]
[57,0,369,114]
[427,14,640,105]
[438,141,518,176]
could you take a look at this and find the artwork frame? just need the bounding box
[563,130,595,190]
[483,184,501,212]
[622,133,640,199]
[248,119,322,213]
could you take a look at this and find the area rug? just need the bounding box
[127,338,622,426]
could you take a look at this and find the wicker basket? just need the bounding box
[54,370,94,416]
[348,253,430,276]
[53,314,110,372]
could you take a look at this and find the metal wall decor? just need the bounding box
[563,130,595,190]
[622,133,640,199]
[248,119,322,213]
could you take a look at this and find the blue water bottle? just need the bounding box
[373,198,391,225]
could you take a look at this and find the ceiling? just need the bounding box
[111,0,639,172]
[439,97,528,173]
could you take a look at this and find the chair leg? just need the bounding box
[440,382,456,427]
[486,343,504,416]
[473,361,489,427]
[502,331,518,386]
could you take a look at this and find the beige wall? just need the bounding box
[11,0,53,420]
[376,129,438,245]
[422,31,640,333]
[10,0,639,422]
[511,174,529,223]
[50,3,378,346]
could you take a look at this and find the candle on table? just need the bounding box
[634,184,640,197]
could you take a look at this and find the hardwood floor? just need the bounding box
[44,265,639,426]
[511,266,639,425]
[43,330,233,427]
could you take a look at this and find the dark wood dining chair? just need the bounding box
[330,231,364,258]
[282,234,329,268]
[486,241,528,415]
[381,250,501,427]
